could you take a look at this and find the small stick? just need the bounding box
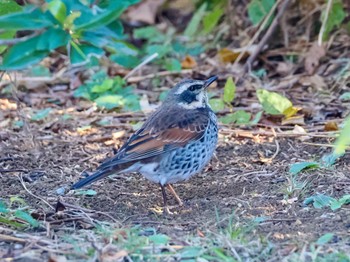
[239,0,292,81]
[318,0,333,46]
[123,53,159,80]
[18,174,55,210]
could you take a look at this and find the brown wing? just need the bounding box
[99,106,209,169]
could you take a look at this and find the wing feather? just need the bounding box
[98,107,209,169]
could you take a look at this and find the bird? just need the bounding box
[71,75,219,213]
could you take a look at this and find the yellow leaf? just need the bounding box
[283,106,300,118]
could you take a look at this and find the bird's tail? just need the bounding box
[70,168,114,190]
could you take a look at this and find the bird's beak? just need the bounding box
[204,75,218,88]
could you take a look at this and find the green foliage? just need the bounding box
[209,98,225,112]
[184,3,208,37]
[316,233,334,245]
[220,111,252,125]
[74,189,97,196]
[339,92,350,101]
[334,116,350,154]
[256,89,293,116]
[304,193,335,209]
[31,108,52,121]
[330,194,350,211]
[74,71,140,111]
[289,162,319,175]
[223,77,236,104]
[248,0,275,26]
[0,199,39,228]
[321,0,346,40]
[0,0,140,69]
[304,193,350,211]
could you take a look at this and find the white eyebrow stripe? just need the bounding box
[174,81,204,94]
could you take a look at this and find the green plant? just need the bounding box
[0,0,139,69]
[73,70,140,111]
[0,198,39,228]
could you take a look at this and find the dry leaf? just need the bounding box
[197,229,205,238]
[126,0,165,24]
[218,46,257,63]
[324,122,338,131]
[181,55,197,69]
[304,42,326,75]
[0,98,17,110]
[282,115,305,125]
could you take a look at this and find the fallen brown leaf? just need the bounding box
[282,115,305,125]
[324,122,338,131]
[181,55,197,69]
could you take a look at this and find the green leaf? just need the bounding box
[74,2,128,31]
[95,95,124,110]
[289,161,319,175]
[0,30,16,54]
[123,94,140,112]
[0,9,53,30]
[330,195,350,211]
[91,79,114,93]
[316,233,334,245]
[322,0,346,40]
[248,0,275,26]
[110,54,139,69]
[63,10,81,30]
[149,234,169,245]
[0,201,8,213]
[48,0,67,24]
[74,84,91,100]
[1,28,69,70]
[250,111,263,125]
[256,89,292,115]
[203,8,223,34]
[209,98,225,112]
[0,0,22,16]
[165,58,181,72]
[223,77,236,104]
[133,26,163,40]
[14,210,39,227]
[180,246,202,259]
[29,65,51,77]
[0,215,25,228]
[184,3,207,37]
[220,111,251,125]
[334,116,350,155]
[31,108,52,121]
[70,43,104,64]
[339,92,350,101]
[303,194,335,209]
[10,196,27,207]
[74,189,97,196]
[321,152,343,167]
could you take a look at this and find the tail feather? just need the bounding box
[71,169,114,190]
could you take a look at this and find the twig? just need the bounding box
[126,69,193,83]
[0,169,28,173]
[233,0,281,69]
[0,31,42,46]
[58,199,120,224]
[318,0,333,46]
[123,53,159,80]
[238,0,292,82]
[18,174,55,210]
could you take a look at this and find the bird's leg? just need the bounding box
[166,184,183,206]
[160,184,171,214]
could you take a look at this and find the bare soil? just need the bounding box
[1,113,349,257]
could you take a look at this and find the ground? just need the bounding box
[0,110,349,260]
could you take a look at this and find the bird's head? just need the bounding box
[165,76,218,109]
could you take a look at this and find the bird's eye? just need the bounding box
[188,85,202,91]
